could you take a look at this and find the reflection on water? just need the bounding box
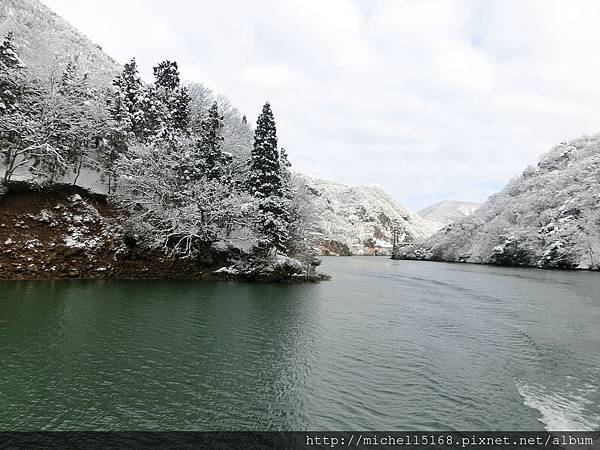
[1,258,599,430]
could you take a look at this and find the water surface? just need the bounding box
[1,258,599,430]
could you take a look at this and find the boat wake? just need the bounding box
[517,380,600,431]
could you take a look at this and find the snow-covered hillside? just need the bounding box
[0,0,119,83]
[418,200,481,230]
[395,134,600,270]
[296,174,437,255]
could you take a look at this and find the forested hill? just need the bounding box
[297,174,437,255]
[0,0,119,83]
[395,135,600,271]
[0,1,326,280]
[417,200,480,230]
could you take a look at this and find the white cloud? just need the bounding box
[43,0,600,210]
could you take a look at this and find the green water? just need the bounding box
[1,257,600,430]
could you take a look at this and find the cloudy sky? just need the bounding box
[44,0,600,211]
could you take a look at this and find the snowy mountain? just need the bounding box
[2,0,438,261]
[395,134,600,270]
[418,200,481,230]
[296,174,438,255]
[0,0,119,83]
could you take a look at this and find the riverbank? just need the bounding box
[392,243,600,272]
[0,182,327,282]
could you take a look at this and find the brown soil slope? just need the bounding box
[0,183,226,280]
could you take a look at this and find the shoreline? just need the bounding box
[0,182,328,283]
[390,253,600,273]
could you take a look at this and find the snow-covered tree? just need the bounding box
[109,58,145,138]
[248,102,292,252]
[249,102,281,198]
[279,147,291,188]
[197,102,230,180]
[150,60,190,138]
[0,32,23,115]
[0,35,71,185]
[177,102,231,183]
[1,32,28,183]
[115,140,252,256]
[55,61,109,185]
[59,59,78,95]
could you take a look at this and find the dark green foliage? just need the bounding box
[179,101,230,182]
[109,58,144,137]
[153,60,180,91]
[0,32,24,115]
[248,102,293,252]
[151,60,190,137]
[198,102,229,180]
[248,102,281,198]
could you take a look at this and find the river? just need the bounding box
[1,257,599,430]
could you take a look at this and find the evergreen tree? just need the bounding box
[248,102,290,252]
[139,84,163,138]
[59,59,78,95]
[103,58,145,191]
[0,32,21,70]
[248,102,281,198]
[109,58,145,138]
[154,60,180,91]
[171,87,191,132]
[198,102,229,180]
[279,147,292,190]
[150,60,190,137]
[0,32,24,115]
[179,102,230,182]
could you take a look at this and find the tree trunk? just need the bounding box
[2,151,16,185]
[72,157,83,186]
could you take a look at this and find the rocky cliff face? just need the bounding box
[0,0,119,83]
[296,174,437,256]
[395,134,600,270]
[417,200,481,230]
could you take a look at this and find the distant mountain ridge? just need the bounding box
[297,174,437,255]
[0,0,119,83]
[396,134,600,270]
[418,200,481,230]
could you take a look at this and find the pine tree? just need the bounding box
[151,60,190,138]
[59,59,78,95]
[248,102,290,252]
[0,32,21,70]
[0,32,24,115]
[154,61,180,89]
[179,102,230,182]
[103,58,145,191]
[198,102,229,180]
[109,58,145,138]
[249,102,281,198]
[171,87,191,132]
[139,84,163,138]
